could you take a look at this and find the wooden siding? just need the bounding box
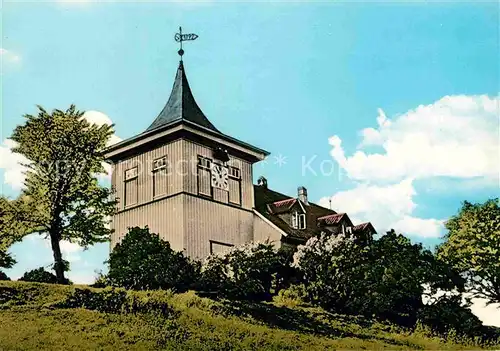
[113,139,184,210]
[197,167,212,197]
[228,178,241,205]
[183,195,254,259]
[111,195,184,252]
[182,139,254,210]
[253,214,283,249]
[152,168,168,197]
[105,123,268,162]
[124,178,138,207]
[109,138,259,260]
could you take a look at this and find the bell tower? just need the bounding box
[104,30,269,259]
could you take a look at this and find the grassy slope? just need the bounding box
[0,281,493,350]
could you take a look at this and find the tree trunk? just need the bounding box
[50,233,66,284]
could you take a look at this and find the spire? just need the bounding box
[145,61,220,133]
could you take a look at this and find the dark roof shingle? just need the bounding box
[254,185,338,242]
[146,61,220,133]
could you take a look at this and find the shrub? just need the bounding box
[0,271,10,281]
[90,271,109,288]
[199,241,282,301]
[273,284,307,308]
[107,227,200,292]
[20,267,71,285]
[57,286,177,318]
[292,233,368,313]
[418,294,485,340]
[294,230,466,328]
[362,231,464,327]
[0,251,15,270]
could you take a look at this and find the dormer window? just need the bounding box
[292,212,306,229]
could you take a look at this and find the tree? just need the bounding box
[293,230,464,325]
[363,230,464,326]
[20,267,71,284]
[0,271,9,281]
[418,294,485,339]
[438,199,500,304]
[107,227,200,291]
[1,195,48,269]
[4,105,116,283]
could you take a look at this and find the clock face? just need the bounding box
[210,163,229,191]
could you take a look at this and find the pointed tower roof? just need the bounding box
[146,61,219,133]
[104,59,269,163]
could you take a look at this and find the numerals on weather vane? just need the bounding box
[175,27,199,58]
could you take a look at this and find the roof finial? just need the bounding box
[174,26,199,60]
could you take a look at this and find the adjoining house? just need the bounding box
[104,56,376,259]
[253,179,376,250]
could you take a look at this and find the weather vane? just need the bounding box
[175,27,199,59]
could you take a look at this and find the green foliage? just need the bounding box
[57,287,177,318]
[107,227,199,292]
[292,233,369,313]
[362,230,464,326]
[438,198,500,304]
[294,231,464,327]
[418,295,486,341]
[0,196,36,268]
[90,271,109,288]
[273,284,308,308]
[0,251,15,270]
[1,280,497,350]
[4,105,117,283]
[0,271,10,281]
[200,241,282,301]
[20,267,71,285]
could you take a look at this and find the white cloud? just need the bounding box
[0,110,120,192]
[43,239,82,263]
[469,297,500,327]
[82,110,122,146]
[0,139,29,190]
[60,240,83,262]
[66,271,96,285]
[0,48,21,64]
[331,95,499,182]
[82,110,121,182]
[323,94,499,239]
[318,179,444,238]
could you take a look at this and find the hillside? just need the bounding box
[0,281,497,350]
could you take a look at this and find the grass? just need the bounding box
[0,280,497,350]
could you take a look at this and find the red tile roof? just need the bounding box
[353,222,377,234]
[253,184,374,243]
[267,198,298,214]
[317,213,351,225]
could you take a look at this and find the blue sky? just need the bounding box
[1,0,498,308]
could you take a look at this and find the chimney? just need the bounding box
[257,176,268,189]
[297,186,308,205]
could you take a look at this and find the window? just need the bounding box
[153,156,167,170]
[125,167,138,180]
[229,166,240,179]
[198,156,211,169]
[292,212,306,229]
[228,166,241,205]
[152,156,168,197]
[345,226,353,234]
[197,156,212,197]
[124,167,138,207]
